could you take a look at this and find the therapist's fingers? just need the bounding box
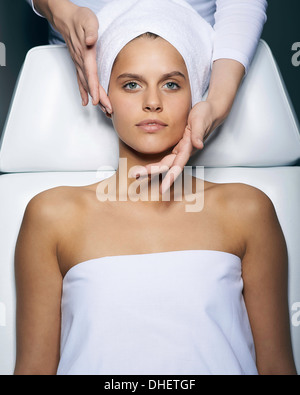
[77,15,112,111]
[146,154,177,176]
[99,84,112,115]
[83,45,100,106]
[83,20,99,47]
[161,128,194,194]
[64,36,93,105]
[76,52,112,111]
[129,154,176,179]
[130,128,194,194]
[76,70,89,106]
[83,48,112,111]
[50,5,105,107]
[187,101,216,149]
[190,117,207,150]
[81,18,101,106]
[74,50,109,110]
[66,7,102,107]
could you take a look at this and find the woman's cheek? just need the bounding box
[116,97,137,120]
[168,92,191,116]
[172,106,190,135]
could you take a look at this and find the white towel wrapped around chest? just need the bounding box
[96,0,215,106]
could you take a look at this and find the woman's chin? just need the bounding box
[133,145,175,156]
[130,139,180,156]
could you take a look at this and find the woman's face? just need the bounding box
[108,36,192,155]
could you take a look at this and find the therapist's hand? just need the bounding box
[34,0,112,111]
[132,101,219,194]
[161,101,218,193]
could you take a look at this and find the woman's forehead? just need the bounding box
[112,36,187,75]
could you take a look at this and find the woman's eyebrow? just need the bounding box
[117,71,186,82]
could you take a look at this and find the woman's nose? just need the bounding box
[143,89,163,112]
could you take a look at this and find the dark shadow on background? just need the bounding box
[261,0,300,127]
[0,0,48,136]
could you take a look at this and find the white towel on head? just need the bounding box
[96,0,215,107]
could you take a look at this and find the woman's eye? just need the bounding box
[123,81,180,91]
[123,82,140,90]
[164,82,180,90]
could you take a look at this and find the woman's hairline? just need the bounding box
[112,32,160,69]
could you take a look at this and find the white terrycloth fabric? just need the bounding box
[96,0,215,106]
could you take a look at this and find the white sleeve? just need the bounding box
[212,0,268,74]
[25,0,45,18]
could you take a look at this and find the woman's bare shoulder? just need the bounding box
[204,180,276,225]
[223,182,274,214]
[205,180,272,206]
[25,185,91,225]
[27,185,79,207]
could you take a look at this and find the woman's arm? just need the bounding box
[201,0,268,132]
[193,0,268,143]
[181,58,246,152]
[241,188,297,375]
[14,192,62,375]
[204,59,245,133]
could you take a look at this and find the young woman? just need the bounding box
[15,1,296,375]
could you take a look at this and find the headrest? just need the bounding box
[0,40,299,172]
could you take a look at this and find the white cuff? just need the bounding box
[212,48,249,75]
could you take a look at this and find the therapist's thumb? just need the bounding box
[85,30,98,46]
[82,12,99,46]
[189,117,205,150]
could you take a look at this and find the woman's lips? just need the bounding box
[136,124,167,132]
[136,119,168,133]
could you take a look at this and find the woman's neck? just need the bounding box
[113,140,176,203]
[97,140,203,213]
